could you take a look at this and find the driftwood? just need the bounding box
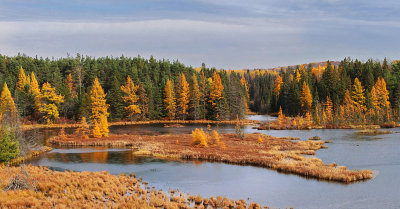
[4,166,36,191]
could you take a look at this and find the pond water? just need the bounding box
[28,116,400,208]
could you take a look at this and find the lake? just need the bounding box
[28,116,400,208]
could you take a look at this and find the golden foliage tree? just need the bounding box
[323,96,333,124]
[30,72,40,96]
[75,117,90,138]
[38,82,64,124]
[209,72,224,107]
[352,78,366,112]
[240,75,250,99]
[342,89,354,121]
[210,130,220,145]
[190,74,202,120]
[273,75,283,96]
[191,128,208,147]
[371,77,391,121]
[241,75,250,111]
[277,106,285,125]
[90,78,109,137]
[300,81,312,113]
[163,79,176,119]
[0,83,17,123]
[65,73,74,96]
[16,66,27,92]
[295,69,301,83]
[29,72,41,111]
[121,76,141,118]
[177,73,190,119]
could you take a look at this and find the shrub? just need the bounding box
[210,130,220,145]
[191,128,208,147]
[0,130,20,163]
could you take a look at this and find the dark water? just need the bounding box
[28,116,400,208]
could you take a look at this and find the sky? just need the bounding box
[0,0,399,69]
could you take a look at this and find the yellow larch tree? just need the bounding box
[352,78,366,112]
[65,73,74,96]
[190,74,202,120]
[300,81,313,113]
[38,82,64,124]
[295,69,301,83]
[371,77,391,121]
[121,76,141,118]
[75,117,90,138]
[240,75,250,99]
[277,106,285,125]
[163,79,176,119]
[16,66,27,92]
[177,73,190,119]
[240,75,250,111]
[323,96,333,124]
[342,89,354,121]
[209,72,224,107]
[0,83,17,123]
[273,75,283,97]
[30,72,40,96]
[191,128,208,148]
[90,77,109,137]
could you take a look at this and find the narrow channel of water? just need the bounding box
[27,116,400,208]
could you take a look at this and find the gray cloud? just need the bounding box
[0,0,399,69]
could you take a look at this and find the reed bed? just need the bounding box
[0,165,263,208]
[355,129,392,135]
[50,133,372,183]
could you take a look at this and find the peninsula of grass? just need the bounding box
[49,133,373,183]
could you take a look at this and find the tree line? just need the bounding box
[247,58,400,125]
[0,54,249,125]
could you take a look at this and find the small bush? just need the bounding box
[210,130,220,145]
[191,128,208,147]
[0,130,20,163]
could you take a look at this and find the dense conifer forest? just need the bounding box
[0,54,248,124]
[1,54,400,126]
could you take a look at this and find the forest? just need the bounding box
[1,54,400,128]
[247,58,400,125]
[0,54,249,125]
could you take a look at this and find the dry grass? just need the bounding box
[355,129,392,135]
[50,133,372,183]
[0,165,262,208]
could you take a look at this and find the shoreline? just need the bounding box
[21,119,260,131]
[49,133,372,183]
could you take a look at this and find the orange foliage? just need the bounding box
[273,75,283,96]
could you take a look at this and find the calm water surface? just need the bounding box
[28,116,400,208]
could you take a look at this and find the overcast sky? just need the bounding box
[0,0,399,69]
